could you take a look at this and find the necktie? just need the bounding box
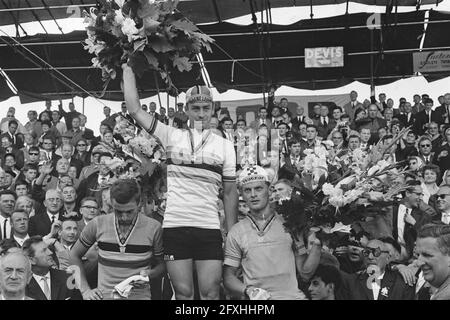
[51,215,55,224]
[427,112,431,123]
[425,157,429,164]
[323,117,328,126]
[41,276,51,300]
[3,218,7,239]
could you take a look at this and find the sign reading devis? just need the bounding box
[304,47,344,68]
[413,51,450,73]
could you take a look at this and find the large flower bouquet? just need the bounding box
[83,0,214,93]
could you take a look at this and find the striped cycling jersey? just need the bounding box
[79,213,163,298]
[148,118,236,229]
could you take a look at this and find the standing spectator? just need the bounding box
[58,102,81,131]
[355,104,387,140]
[101,106,116,129]
[414,98,441,135]
[51,110,67,136]
[250,107,272,130]
[0,190,15,241]
[28,189,63,237]
[174,102,188,128]
[39,100,53,121]
[165,107,183,128]
[435,93,450,125]
[291,105,312,132]
[60,144,83,178]
[73,139,91,167]
[1,120,24,149]
[313,105,336,139]
[24,110,42,144]
[417,136,436,165]
[67,117,84,147]
[397,102,417,129]
[343,90,363,121]
[412,94,424,114]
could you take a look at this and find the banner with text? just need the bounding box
[413,51,450,73]
[304,47,344,68]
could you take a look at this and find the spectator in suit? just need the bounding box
[308,264,342,300]
[250,107,272,130]
[415,223,450,300]
[414,98,441,135]
[66,117,84,147]
[313,105,336,139]
[39,136,61,167]
[101,106,116,129]
[397,130,419,161]
[343,90,363,121]
[397,102,417,129]
[435,127,450,172]
[1,135,24,170]
[0,190,15,241]
[344,238,415,300]
[10,210,30,247]
[24,110,42,145]
[435,93,450,126]
[39,100,53,121]
[79,114,94,139]
[23,235,81,300]
[60,143,83,178]
[29,189,63,237]
[417,136,436,165]
[148,102,160,122]
[73,139,91,168]
[435,184,450,225]
[390,180,435,260]
[291,105,312,133]
[412,94,424,114]
[312,104,322,121]
[58,102,81,132]
[0,251,34,300]
[174,102,188,128]
[377,93,388,111]
[1,120,24,150]
[278,138,302,181]
[355,104,387,140]
[51,110,67,137]
[165,107,183,128]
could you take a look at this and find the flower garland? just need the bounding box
[83,0,214,94]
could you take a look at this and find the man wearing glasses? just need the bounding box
[435,185,450,225]
[417,136,436,165]
[29,189,63,237]
[344,238,415,300]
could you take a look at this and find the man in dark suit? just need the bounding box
[0,135,24,170]
[60,143,83,178]
[414,98,442,135]
[291,105,312,132]
[396,102,417,129]
[278,138,302,181]
[29,189,63,237]
[165,107,183,128]
[40,135,61,167]
[23,236,81,300]
[250,107,272,130]
[313,105,336,139]
[435,93,450,126]
[417,136,436,165]
[390,180,436,260]
[343,90,363,121]
[0,120,24,149]
[148,102,160,122]
[343,238,415,300]
[78,114,95,140]
[77,153,114,208]
[114,102,135,125]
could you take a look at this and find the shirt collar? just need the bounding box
[33,271,50,282]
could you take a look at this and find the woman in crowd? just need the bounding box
[421,164,440,204]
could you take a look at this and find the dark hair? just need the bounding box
[380,134,394,144]
[14,180,28,188]
[4,153,15,161]
[1,135,13,144]
[29,146,40,153]
[259,107,267,112]
[378,236,401,254]
[22,163,38,172]
[8,120,18,127]
[22,235,44,258]
[80,196,99,207]
[354,108,366,119]
[287,137,301,148]
[220,117,233,124]
[306,124,317,131]
[41,120,52,128]
[236,119,246,126]
[10,209,28,219]
[284,110,292,118]
[418,224,450,255]
[110,179,141,204]
[277,122,288,129]
[348,134,360,142]
[422,164,440,179]
[312,264,342,291]
[0,238,19,255]
[423,98,433,105]
[280,98,288,102]
[0,190,17,200]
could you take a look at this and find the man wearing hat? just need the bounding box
[122,64,238,300]
[223,165,308,300]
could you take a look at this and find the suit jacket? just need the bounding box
[73,151,91,168]
[417,153,436,166]
[343,101,363,121]
[397,113,417,129]
[69,158,84,178]
[291,115,312,132]
[391,202,434,258]
[435,104,450,125]
[413,110,442,135]
[278,155,301,181]
[77,172,114,208]
[26,269,82,300]
[250,118,272,130]
[0,132,24,149]
[164,117,183,128]
[344,269,415,300]
[313,118,336,138]
[29,207,61,237]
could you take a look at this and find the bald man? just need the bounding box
[0,252,34,300]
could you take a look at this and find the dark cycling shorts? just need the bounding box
[163,227,223,261]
